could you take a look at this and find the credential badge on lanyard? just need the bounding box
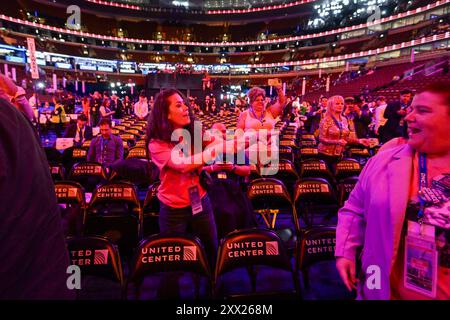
[250,108,265,126]
[404,153,438,298]
[100,137,108,164]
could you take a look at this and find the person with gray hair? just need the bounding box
[236,82,286,167]
[237,83,286,131]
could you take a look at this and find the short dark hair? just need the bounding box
[400,89,413,96]
[139,90,146,97]
[376,96,386,102]
[421,81,450,112]
[344,97,355,103]
[77,114,87,121]
[98,118,112,127]
[52,96,62,104]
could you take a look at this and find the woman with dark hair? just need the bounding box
[99,98,115,122]
[147,89,233,266]
[123,95,133,115]
[82,96,91,124]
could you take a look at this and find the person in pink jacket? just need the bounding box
[336,82,450,300]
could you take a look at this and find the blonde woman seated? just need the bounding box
[318,95,370,170]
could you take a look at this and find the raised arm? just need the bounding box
[151,135,250,175]
[268,85,287,118]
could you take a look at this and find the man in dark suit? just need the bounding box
[307,96,327,135]
[381,89,413,143]
[110,94,124,119]
[344,97,372,138]
[64,113,93,147]
[90,91,102,126]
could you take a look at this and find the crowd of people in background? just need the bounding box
[27,82,415,159]
[2,66,449,300]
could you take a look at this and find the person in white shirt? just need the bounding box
[28,93,39,120]
[134,90,149,120]
[373,96,388,136]
[292,96,301,110]
[28,93,37,108]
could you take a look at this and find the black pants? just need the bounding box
[159,195,218,268]
[157,195,218,299]
[318,153,340,174]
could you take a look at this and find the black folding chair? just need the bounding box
[127,234,212,300]
[334,158,362,181]
[296,226,353,299]
[260,159,299,198]
[49,162,66,181]
[142,181,161,238]
[68,162,108,193]
[294,178,338,227]
[55,180,86,237]
[67,236,125,299]
[247,178,300,251]
[84,181,142,258]
[214,228,300,299]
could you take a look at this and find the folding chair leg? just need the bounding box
[246,265,257,293]
[303,269,310,290]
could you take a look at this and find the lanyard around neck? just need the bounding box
[331,115,343,138]
[418,152,427,220]
[100,137,109,161]
[250,108,264,125]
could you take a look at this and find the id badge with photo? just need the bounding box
[404,221,438,298]
[188,185,203,215]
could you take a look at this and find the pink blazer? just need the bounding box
[336,143,415,300]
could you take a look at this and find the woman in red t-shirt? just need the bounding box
[147,89,234,267]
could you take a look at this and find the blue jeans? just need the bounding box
[159,195,218,268]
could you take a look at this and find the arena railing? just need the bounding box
[1,32,448,75]
[1,0,448,47]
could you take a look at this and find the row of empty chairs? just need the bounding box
[56,180,161,250]
[56,172,353,260]
[67,226,346,300]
